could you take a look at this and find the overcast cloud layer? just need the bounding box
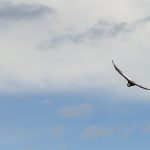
[0,1,150,98]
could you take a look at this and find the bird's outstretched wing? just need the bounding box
[112,60,131,81]
[134,83,150,90]
[112,60,150,90]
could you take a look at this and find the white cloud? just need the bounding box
[0,16,149,97]
[6,0,150,30]
[0,16,150,97]
[22,0,150,29]
[58,103,94,118]
[0,1,149,99]
[81,123,150,139]
[81,126,114,139]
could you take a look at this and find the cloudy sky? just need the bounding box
[1,0,150,149]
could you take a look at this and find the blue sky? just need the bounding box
[0,0,150,150]
[1,92,150,150]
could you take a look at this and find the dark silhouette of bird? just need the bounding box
[112,60,150,90]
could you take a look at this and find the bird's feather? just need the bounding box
[134,83,150,90]
[112,60,150,90]
[112,60,131,81]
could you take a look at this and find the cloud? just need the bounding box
[36,17,150,97]
[0,1,55,21]
[81,126,114,139]
[81,123,150,139]
[39,19,131,49]
[40,16,150,49]
[141,123,150,133]
[49,127,64,137]
[117,124,139,138]
[33,0,149,30]
[58,103,94,118]
[0,7,150,98]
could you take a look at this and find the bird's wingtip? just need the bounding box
[112,60,114,64]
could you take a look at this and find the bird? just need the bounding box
[112,60,150,90]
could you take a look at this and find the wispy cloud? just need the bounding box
[58,103,94,118]
[81,126,114,139]
[81,123,150,139]
[117,124,139,138]
[39,16,150,49]
[0,1,55,21]
[49,127,64,137]
[39,19,131,49]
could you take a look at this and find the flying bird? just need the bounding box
[112,60,150,90]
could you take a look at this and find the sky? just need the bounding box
[1,0,150,149]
